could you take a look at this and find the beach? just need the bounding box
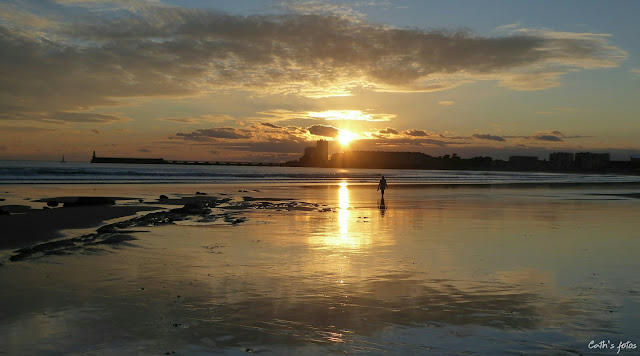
[1,180,639,355]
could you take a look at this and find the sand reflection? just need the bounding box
[338,182,350,244]
[308,182,375,249]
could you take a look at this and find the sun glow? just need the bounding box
[337,130,357,147]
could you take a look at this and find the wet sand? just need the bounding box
[1,183,640,354]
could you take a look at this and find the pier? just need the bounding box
[165,160,282,166]
[90,151,282,166]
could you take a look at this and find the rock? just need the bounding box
[159,195,169,200]
[63,197,116,207]
[195,191,207,195]
[47,201,59,207]
[171,203,211,215]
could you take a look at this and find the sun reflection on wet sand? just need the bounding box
[2,185,640,354]
[306,182,378,250]
[338,181,350,244]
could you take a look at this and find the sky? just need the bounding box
[1,0,639,162]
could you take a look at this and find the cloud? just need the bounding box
[533,131,564,142]
[405,129,429,137]
[309,110,394,122]
[91,129,101,134]
[261,122,281,129]
[438,100,455,106]
[138,148,150,152]
[0,111,131,124]
[371,137,452,148]
[307,124,339,138]
[175,127,252,141]
[159,117,202,124]
[473,133,506,142]
[0,125,53,132]
[632,68,640,76]
[495,23,522,32]
[0,3,627,118]
[379,128,398,135]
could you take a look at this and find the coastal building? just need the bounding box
[574,152,610,170]
[316,140,328,164]
[549,152,574,170]
[298,140,330,167]
[331,151,435,169]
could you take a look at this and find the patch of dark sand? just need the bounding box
[589,192,640,199]
[0,204,39,214]
[8,197,331,262]
[151,195,231,206]
[0,205,162,250]
[33,196,140,204]
[225,199,321,211]
[8,200,241,262]
[241,196,294,202]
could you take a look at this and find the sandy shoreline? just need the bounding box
[1,183,640,354]
[2,182,640,256]
[0,204,163,250]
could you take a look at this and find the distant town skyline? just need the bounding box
[1,0,640,162]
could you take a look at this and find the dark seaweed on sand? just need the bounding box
[9,195,328,262]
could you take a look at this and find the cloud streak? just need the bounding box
[473,133,506,142]
[175,127,252,141]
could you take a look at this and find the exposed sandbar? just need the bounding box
[0,204,162,250]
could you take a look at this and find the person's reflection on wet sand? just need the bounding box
[378,197,386,216]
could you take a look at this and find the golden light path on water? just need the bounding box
[308,180,377,250]
[338,181,350,246]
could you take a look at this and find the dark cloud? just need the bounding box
[379,128,398,135]
[308,124,339,138]
[91,129,101,134]
[261,122,281,129]
[405,129,429,137]
[472,133,506,142]
[534,135,563,142]
[138,148,150,152]
[0,5,626,117]
[175,127,252,141]
[532,131,566,142]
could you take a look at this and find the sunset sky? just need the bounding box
[1,0,639,162]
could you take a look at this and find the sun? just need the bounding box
[337,130,357,147]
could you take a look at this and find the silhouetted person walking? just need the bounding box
[377,176,388,197]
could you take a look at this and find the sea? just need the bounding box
[1,160,640,185]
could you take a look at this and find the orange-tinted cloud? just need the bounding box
[0,3,626,119]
